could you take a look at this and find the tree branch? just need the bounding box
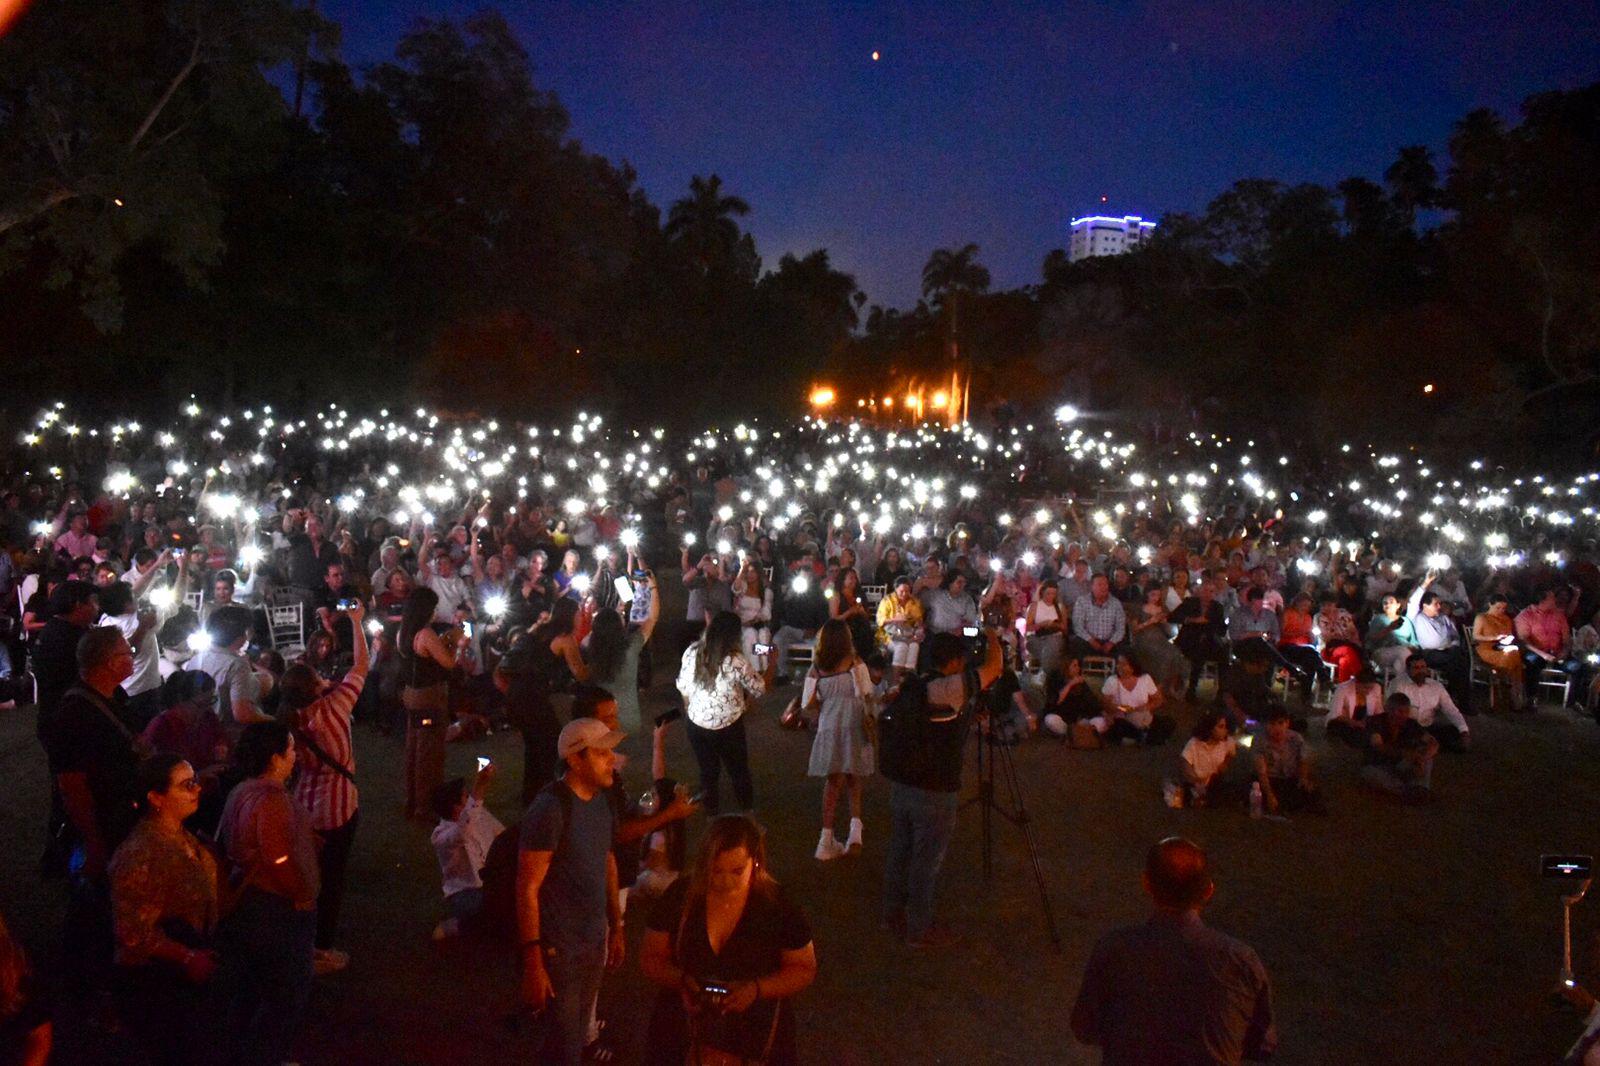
[127,28,204,153]
[0,185,79,238]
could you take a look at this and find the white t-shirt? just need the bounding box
[431,797,505,898]
[104,611,162,697]
[1101,673,1159,709]
[1182,736,1238,782]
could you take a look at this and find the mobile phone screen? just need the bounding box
[614,576,635,603]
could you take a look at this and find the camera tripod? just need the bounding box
[961,717,1063,950]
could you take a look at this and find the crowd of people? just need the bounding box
[3,399,1600,1063]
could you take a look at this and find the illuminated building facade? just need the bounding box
[1068,214,1156,262]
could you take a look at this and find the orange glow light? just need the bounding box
[930,390,948,410]
[809,386,836,407]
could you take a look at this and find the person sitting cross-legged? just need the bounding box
[1361,692,1438,803]
[1251,705,1325,815]
[1386,652,1471,753]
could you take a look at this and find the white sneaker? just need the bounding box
[846,818,865,855]
[814,831,845,861]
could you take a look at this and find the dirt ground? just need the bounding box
[4,651,1599,1064]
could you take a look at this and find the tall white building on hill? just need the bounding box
[1068,214,1156,262]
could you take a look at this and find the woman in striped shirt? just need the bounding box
[281,600,370,975]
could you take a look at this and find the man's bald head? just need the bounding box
[1143,837,1215,912]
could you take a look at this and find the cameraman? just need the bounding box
[879,628,1003,948]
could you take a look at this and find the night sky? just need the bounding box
[322,1,1600,308]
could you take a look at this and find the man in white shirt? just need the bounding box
[419,537,473,626]
[430,764,506,939]
[1386,652,1471,751]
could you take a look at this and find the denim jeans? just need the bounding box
[221,890,316,1066]
[534,939,607,1066]
[685,716,754,814]
[882,782,959,937]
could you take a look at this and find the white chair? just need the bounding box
[860,584,887,608]
[1082,655,1115,684]
[183,590,204,614]
[787,638,815,672]
[268,601,306,657]
[1536,667,1573,707]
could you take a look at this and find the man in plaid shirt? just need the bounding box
[282,600,371,976]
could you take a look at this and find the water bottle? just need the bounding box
[1249,782,1264,820]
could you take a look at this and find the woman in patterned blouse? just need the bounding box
[108,752,221,1066]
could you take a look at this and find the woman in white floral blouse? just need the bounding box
[675,611,775,814]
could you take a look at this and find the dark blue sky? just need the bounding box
[322,1,1600,308]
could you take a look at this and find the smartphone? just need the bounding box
[754,642,774,655]
[1541,855,1594,879]
[700,983,730,998]
[476,756,491,772]
[962,626,980,638]
[462,621,474,638]
[336,597,359,611]
[655,707,683,728]
[172,547,187,558]
[614,576,635,603]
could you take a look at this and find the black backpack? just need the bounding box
[878,670,973,793]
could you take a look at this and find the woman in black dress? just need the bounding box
[640,816,817,1066]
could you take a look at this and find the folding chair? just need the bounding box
[268,601,306,658]
[1082,655,1116,685]
[1536,667,1574,707]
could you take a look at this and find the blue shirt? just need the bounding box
[1073,594,1128,644]
[519,782,615,950]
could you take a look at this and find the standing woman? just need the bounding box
[399,588,467,821]
[496,597,588,805]
[217,722,319,1066]
[586,570,662,734]
[801,619,875,861]
[108,753,221,1066]
[829,567,874,659]
[640,816,817,1066]
[676,612,773,815]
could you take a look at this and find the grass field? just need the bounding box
[4,660,1598,1065]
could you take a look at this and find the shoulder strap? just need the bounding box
[289,709,355,783]
[65,685,134,742]
[539,778,574,860]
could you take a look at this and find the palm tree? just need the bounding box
[920,243,990,364]
[665,174,751,276]
[1384,145,1439,222]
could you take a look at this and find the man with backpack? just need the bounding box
[516,717,627,1064]
[878,628,1003,948]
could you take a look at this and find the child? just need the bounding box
[1171,710,1237,808]
[1253,704,1326,814]
[429,763,505,939]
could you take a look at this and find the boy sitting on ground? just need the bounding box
[1252,704,1326,814]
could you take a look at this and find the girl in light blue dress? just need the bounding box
[803,619,875,860]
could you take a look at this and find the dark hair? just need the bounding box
[134,753,190,813]
[1488,593,1509,607]
[1116,650,1145,676]
[940,569,965,591]
[927,632,965,671]
[1264,703,1291,723]
[213,569,238,589]
[49,578,98,616]
[278,663,323,712]
[399,587,440,650]
[206,605,254,648]
[76,625,126,675]
[159,669,216,710]
[1191,709,1228,739]
[1384,691,1412,713]
[1405,651,1429,669]
[571,684,616,721]
[98,581,136,617]
[695,611,744,687]
[234,720,293,777]
[1417,591,1441,609]
[1244,586,1264,604]
[813,618,855,673]
[585,609,627,681]
[431,778,467,822]
[1145,837,1213,911]
[534,597,579,643]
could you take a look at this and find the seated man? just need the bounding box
[1252,705,1325,814]
[1361,692,1438,802]
[430,763,506,939]
[1515,585,1581,706]
[1069,574,1129,660]
[1407,572,1470,706]
[1386,652,1471,752]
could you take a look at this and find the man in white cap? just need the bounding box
[516,717,626,1065]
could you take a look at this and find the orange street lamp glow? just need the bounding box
[883,397,894,408]
[931,390,948,410]
[1423,383,1435,394]
[809,386,836,407]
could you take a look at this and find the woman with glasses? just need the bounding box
[108,753,222,1065]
